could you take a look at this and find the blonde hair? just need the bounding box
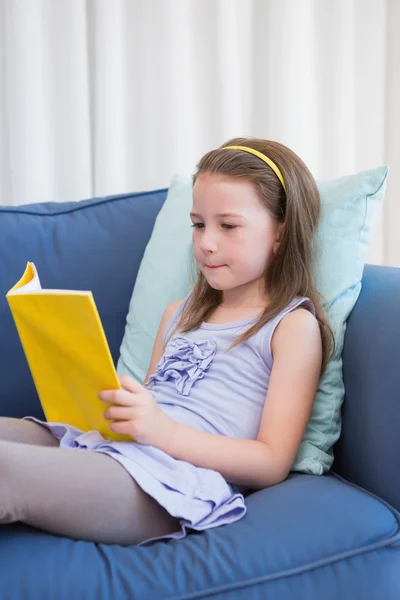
[171,137,334,372]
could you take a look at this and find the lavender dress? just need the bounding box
[25,295,315,546]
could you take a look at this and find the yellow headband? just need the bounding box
[223,145,286,193]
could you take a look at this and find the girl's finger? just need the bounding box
[110,420,135,436]
[104,406,135,421]
[99,388,137,406]
[119,375,145,394]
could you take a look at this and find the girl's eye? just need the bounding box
[222,224,236,230]
[190,223,236,230]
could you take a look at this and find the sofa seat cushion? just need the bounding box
[1,474,399,600]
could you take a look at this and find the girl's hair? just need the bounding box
[171,137,334,373]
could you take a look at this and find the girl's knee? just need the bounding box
[0,441,21,482]
[0,417,59,446]
[0,441,21,523]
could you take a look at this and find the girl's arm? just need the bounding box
[159,308,322,491]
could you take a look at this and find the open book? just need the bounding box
[6,262,132,442]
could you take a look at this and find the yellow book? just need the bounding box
[6,261,132,442]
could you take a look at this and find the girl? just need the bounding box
[0,138,332,546]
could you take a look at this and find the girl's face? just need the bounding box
[191,173,283,302]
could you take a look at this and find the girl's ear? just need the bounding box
[277,222,285,239]
[273,223,285,255]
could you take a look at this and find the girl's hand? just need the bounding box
[99,375,175,447]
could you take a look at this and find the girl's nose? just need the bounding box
[199,230,218,253]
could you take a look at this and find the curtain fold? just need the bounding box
[0,0,398,265]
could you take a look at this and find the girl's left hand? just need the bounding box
[99,375,174,447]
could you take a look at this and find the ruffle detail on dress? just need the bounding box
[145,336,217,396]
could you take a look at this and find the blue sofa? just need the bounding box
[1,189,399,599]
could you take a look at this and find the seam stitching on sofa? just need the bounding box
[170,473,400,600]
[331,472,400,527]
[0,188,168,217]
[169,533,400,600]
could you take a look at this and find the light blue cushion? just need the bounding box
[117,176,194,385]
[117,167,388,474]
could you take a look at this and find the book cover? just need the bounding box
[6,262,132,442]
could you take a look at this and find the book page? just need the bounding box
[7,262,91,296]
[7,262,42,295]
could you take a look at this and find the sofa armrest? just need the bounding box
[334,264,400,512]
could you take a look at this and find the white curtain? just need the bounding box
[0,0,399,265]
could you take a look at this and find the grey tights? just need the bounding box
[0,417,180,545]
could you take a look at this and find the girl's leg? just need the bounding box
[0,417,59,446]
[0,440,180,545]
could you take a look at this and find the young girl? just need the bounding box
[0,138,332,547]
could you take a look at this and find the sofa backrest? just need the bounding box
[0,190,167,419]
[334,264,400,511]
[2,192,399,511]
